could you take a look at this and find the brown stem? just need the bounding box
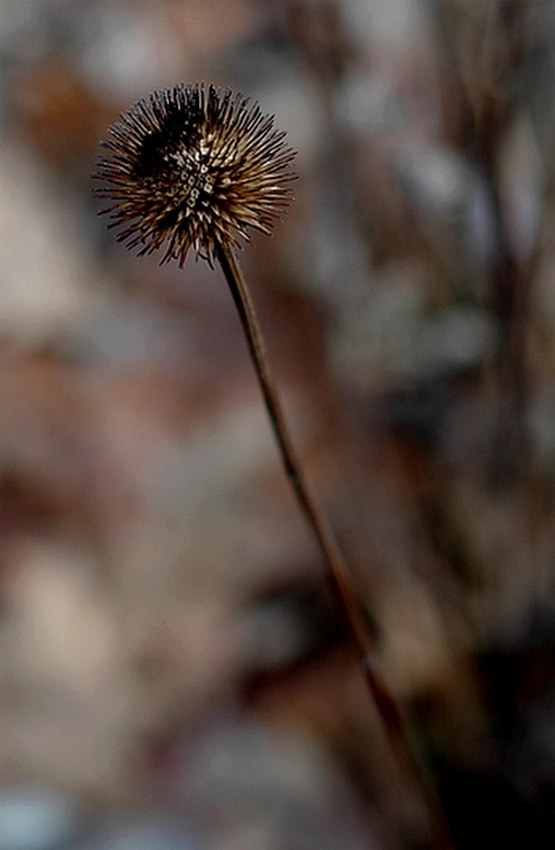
[216,242,453,849]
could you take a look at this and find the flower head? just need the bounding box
[94,83,296,266]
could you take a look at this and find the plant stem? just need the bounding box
[216,242,452,848]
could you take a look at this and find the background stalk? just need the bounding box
[216,242,453,850]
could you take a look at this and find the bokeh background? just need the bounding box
[2,1,555,848]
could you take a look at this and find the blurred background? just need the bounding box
[2,1,555,848]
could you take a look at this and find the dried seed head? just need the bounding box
[94,83,296,266]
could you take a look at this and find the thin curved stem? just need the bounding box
[216,242,452,849]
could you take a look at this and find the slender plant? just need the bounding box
[94,82,451,849]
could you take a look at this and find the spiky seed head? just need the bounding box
[93,83,296,267]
